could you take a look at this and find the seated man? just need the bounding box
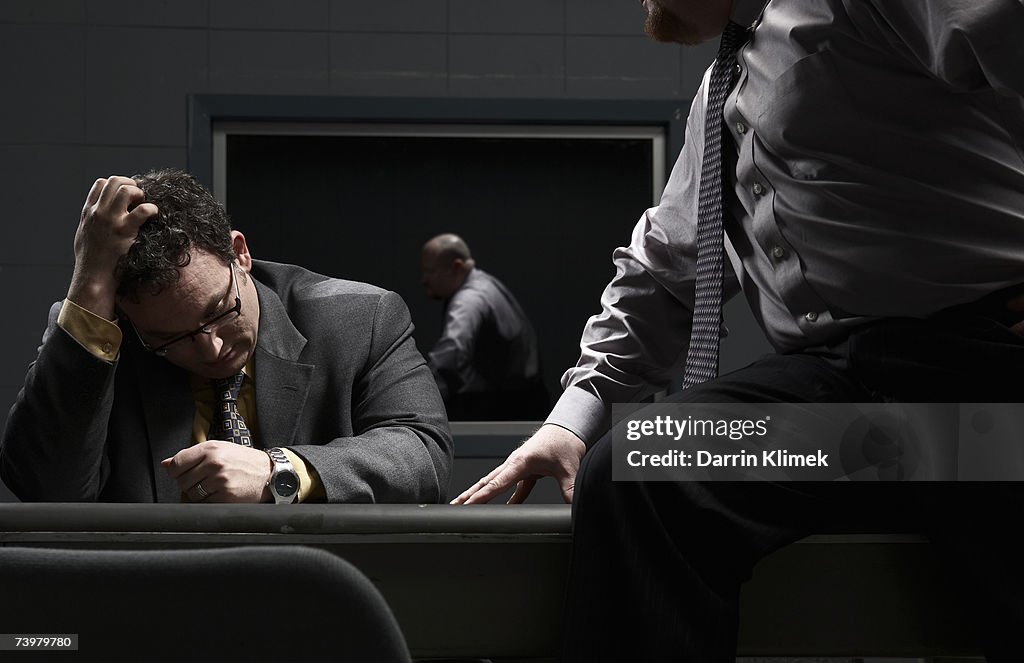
[421,233,549,420]
[455,0,1024,660]
[0,170,452,504]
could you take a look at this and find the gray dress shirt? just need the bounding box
[548,0,1024,445]
[428,268,543,400]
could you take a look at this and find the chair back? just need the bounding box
[0,545,412,662]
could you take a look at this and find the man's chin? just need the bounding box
[645,9,703,45]
[206,366,241,380]
[201,347,249,379]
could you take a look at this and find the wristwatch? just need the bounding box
[266,447,299,504]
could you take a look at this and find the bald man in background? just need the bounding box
[420,234,548,420]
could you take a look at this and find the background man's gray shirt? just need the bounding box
[428,268,543,400]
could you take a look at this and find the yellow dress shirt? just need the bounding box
[58,298,324,502]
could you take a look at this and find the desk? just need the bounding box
[0,503,979,660]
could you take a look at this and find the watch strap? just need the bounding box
[266,447,298,504]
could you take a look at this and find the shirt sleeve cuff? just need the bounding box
[57,298,122,362]
[280,447,326,503]
[545,385,611,448]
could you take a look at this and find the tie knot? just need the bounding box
[213,373,245,403]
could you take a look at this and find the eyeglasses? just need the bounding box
[132,262,242,358]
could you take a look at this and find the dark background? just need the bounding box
[226,133,658,401]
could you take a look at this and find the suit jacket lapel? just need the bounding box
[133,346,195,503]
[252,279,315,449]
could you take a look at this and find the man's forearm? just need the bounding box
[289,423,453,504]
[0,313,117,501]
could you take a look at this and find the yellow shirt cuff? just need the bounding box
[280,448,326,503]
[57,298,122,362]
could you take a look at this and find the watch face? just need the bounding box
[274,471,299,497]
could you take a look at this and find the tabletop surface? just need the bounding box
[0,502,572,534]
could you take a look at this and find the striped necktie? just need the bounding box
[682,21,750,389]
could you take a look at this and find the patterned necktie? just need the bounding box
[210,373,253,447]
[682,21,750,389]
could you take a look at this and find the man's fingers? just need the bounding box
[165,453,217,502]
[560,478,576,504]
[82,178,106,214]
[187,479,218,502]
[450,468,501,504]
[451,463,511,504]
[179,466,225,499]
[452,427,587,505]
[96,175,137,210]
[507,478,536,505]
[126,202,159,228]
[110,183,149,226]
[113,181,145,211]
[161,446,205,479]
[169,448,230,501]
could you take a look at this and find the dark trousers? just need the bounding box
[562,316,1024,662]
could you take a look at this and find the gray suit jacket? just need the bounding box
[0,260,453,503]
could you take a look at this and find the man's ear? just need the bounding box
[231,231,252,272]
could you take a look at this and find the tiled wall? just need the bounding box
[0,0,722,501]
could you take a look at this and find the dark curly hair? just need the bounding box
[116,169,236,301]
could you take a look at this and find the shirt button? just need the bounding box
[101,342,113,354]
[771,245,785,260]
[752,182,766,196]
[736,121,747,135]
[805,312,819,323]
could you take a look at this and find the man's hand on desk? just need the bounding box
[451,424,586,505]
[161,441,273,503]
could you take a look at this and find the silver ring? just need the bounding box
[194,482,211,500]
